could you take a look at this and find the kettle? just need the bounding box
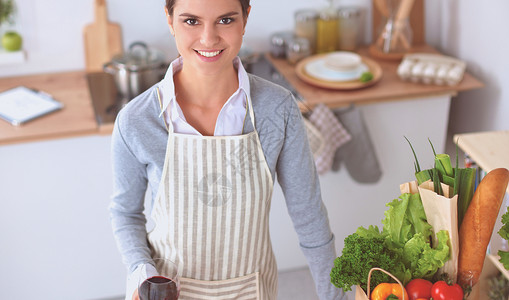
[104,42,169,103]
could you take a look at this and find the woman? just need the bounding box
[110,0,343,299]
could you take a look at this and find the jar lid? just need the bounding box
[319,7,339,20]
[337,7,362,18]
[294,9,318,22]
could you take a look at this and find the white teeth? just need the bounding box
[197,50,221,57]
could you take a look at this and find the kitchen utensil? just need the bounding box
[83,0,123,72]
[295,54,382,89]
[103,42,168,104]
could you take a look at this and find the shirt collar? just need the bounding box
[158,56,251,118]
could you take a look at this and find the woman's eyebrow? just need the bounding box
[178,11,240,19]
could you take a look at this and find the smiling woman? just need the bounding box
[109,0,344,300]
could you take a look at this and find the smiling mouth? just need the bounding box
[195,50,223,58]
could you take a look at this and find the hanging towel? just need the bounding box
[303,118,325,157]
[307,104,351,175]
[332,105,382,183]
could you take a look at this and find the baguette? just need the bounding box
[458,167,509,288]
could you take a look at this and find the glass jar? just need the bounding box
[374,0,413,54]
[294,9,318,54]
[286,37,311,65]
[269,31,294,58]
[337,6,362,51]
[316,5,339,54]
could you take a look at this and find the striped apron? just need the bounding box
[147,89,277,299]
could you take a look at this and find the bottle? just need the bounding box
[286,37,311,65]
[294,9,318,54]
[316,1,339,54]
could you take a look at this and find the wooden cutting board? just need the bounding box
[83,0,123,72]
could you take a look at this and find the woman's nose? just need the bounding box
[200,24,220,47]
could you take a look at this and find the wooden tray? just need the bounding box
[295,54,383,90]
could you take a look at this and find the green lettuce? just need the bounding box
[498,207,509,269]
[381,193,450,281]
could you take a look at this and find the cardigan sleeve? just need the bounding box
[109,113,153,273]
[275,97,345,300]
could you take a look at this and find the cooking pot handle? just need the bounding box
[129,42,149,60]
[103,61,116,74]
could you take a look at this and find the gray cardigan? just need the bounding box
[110,74,344,300]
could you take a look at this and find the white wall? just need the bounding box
[0,0,372,77]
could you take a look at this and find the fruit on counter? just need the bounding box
[371,282,409,300]
[430,280,463,300]
[405,278,432,300]
[1,31,22,51]
[360,71,373,83]
[458,167,509,289]
[498,206,509,270]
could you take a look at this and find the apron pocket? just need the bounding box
[179,272,260,300]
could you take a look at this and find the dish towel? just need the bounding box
[307,104,351,175]
[332,105,382,183]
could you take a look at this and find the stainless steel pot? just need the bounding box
[104,42,168,102]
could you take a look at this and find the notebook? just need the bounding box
[0,86,63,126]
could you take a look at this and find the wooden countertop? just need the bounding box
[0,46,484,145]
[0,71,97,145]
[454,130,509,193]
[267,45,484,109]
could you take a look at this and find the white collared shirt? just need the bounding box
[157,56,250,136]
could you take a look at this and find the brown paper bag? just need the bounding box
[417,180,459,282]
[354,268,407,300]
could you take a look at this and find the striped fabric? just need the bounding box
[148,93,277,300]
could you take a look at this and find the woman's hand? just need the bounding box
[131,288,140,300]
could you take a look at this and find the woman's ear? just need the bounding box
[164,6,175,36]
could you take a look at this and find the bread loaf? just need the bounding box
[458,168,509,288]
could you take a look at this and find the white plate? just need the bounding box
[304,58,369,82]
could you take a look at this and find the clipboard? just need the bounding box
[0,86,63,126]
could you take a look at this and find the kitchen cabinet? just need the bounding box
[454,130,509,300]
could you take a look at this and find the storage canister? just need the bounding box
[269,31,295,58]
[286,37,311,64]
[316,5,339,54]
[294,9,318,54]
[337,6,362,51]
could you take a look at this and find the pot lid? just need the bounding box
[111,42,166,71]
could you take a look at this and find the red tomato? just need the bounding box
[431,281,464,300]
[405,278,433,300]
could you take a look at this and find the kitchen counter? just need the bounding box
[267,45,484,109]
[0,71,97,145]
[0,45,484,145]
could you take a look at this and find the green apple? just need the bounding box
[1,31,23,52]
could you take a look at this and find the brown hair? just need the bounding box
[165,0,250,19]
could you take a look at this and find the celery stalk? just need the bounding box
[457,168,476,227]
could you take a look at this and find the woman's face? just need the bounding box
[166,0,249,76]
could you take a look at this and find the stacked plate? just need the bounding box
[296,51,382,90]
[305,52,368,82]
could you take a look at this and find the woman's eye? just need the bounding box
[184,18,198,25]
[219,17,233,24]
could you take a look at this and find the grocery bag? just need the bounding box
[355,268,407,300]
[418,180,459,283]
